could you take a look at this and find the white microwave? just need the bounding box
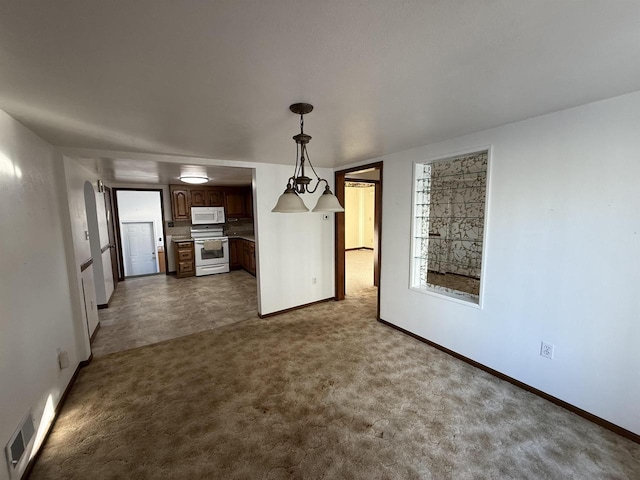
[191,206,225,225]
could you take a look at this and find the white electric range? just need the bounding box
[190,225,229,276]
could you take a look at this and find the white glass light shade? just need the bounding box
[180,176,209,184]
[312,190,345,212]
[271,189,309,213]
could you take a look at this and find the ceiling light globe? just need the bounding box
[312,189,345,212]
[180,176,209,184]
[272,189,309,213]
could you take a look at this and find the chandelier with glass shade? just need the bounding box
[272,103,345,213]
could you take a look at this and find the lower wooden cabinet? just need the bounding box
[244,240,256,276]
[229,238,255,275]
[174,241,195,278]
[229,238,242,270]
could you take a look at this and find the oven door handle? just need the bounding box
[195,239,228,245]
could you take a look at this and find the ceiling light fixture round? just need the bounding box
[180,175,209,184]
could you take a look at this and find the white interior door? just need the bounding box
[123,222,157,276]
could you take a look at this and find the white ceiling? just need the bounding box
[2,1,640,174]
[74,156,253,186]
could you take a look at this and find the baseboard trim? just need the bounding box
[97,304,108,310]
[258,297,334,319]
[345,247,374,251]
[22,354,94,479]
[89,322,101,344]
[378,318,640,444]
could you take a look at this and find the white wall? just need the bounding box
[0,110,81,480]
[345,187,361,249]
[375,91,640,435]
[62,157,102,337]
[363,187,374,248]
[345,185,375,249]
[109,183,172,222]
[84,181,110,309]
[253,164,336,315]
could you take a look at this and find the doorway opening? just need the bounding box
[335,162,383,317]
[113,189,167,279]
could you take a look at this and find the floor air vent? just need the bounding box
[5,412,35,476]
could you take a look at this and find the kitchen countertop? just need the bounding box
[171,237,194,243]
[228,235,255,242]
[172,235,255,242]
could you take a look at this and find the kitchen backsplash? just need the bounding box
[165,220,191,238]
[224,218,254,236]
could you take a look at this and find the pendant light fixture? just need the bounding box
[272,103,345,213]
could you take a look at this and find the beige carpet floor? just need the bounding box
[31,288,639,479]
[346,249,374,295]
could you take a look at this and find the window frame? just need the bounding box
[409,146,492,309]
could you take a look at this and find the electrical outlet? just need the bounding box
[312,277,317,284]
[540,341,554,360]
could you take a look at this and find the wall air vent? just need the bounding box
[5,412,35,478]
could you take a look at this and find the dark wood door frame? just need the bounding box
[113,188,168,281]
[335,162,383,318]
[103,187,119,296]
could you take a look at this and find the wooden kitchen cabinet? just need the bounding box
[224,187,253,219]
[229,238,255,275]
[229,238,242,270]
[169,185,240,221]
[242,239,256,276]
[190,189,207,207]
[174,241,195,278]
[170,188,191,221]
[244,188,254,218]
[225,189,246,218]
[247,241,256,275]
[207,189,224,207]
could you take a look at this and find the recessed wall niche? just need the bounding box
[410,149,489,304]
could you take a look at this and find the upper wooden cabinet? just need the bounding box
[225,189,245,218]
[171,188,191,221]
[225,187,253,219]
[244,189,254,218]
[170,185,253,221]
[190,189,207,207]
[208,189,224,207]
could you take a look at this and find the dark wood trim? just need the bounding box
[335,162,383,312]
[112,189,125,280]
[378,318,640,444]
[113,188,168,280]
[335,174,346,301]
[258,297,334,319]
[100,244,110,254]
[374,176,382,292]
[345,247,374,251]
[22,354,93,480]
[89,322,101,342]
[97,304,108,310]
[79,257,93,272]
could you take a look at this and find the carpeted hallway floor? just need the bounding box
[346,249,374,294]
[31,288,639,479]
